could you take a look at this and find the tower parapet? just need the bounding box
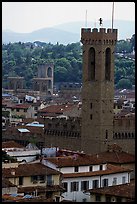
[81,28,117,45]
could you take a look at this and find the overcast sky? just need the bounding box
[2,2,135,33]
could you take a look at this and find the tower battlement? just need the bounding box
[81,27,117,45]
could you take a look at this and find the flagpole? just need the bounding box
[112,2,114,30]
[85,9,87,27]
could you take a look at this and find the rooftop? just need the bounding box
[45,154,107,167]
[63,164,132,178]
[86,179,135,200]
[2,163,62,178]
[2,141,24,149]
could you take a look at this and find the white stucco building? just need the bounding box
[42,153,132,202]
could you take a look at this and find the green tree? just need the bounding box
[116,78,132,89]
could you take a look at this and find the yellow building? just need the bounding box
[2,162,64,200]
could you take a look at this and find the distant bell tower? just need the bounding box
[81,27,118,154]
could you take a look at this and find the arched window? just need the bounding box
[47,67,52,77]
[105,48,111,81]
[88,47,95,80]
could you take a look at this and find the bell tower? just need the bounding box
[81,27,118,154]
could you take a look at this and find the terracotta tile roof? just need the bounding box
[12,104,31,109]
[38,104,76,114]
[15,125,44,134]
[63,164,133,178]
[2,163,62,178]
[114,109,135,118]
[92,144,135,164]
[86,179,135,199]
[45,154,105,167]
[21,126,44,134]
[2,141,24,149]
[18,185,64,193]
[93,150,135,164]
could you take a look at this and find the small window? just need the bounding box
[81,181,89,191]
[89,166,93,171]
[19,176,23,185]
[74,166,78,172]
[90,103,92,109]
[71,181,79,192]
[116,197,122,202]
[38,175,45,183]
[96,195,101,201]
[31,175,38,183]
[90,114,92,120]
[100,165,103,170]
[102,178,108,187]
[112,177,117,185]
[63,182,68,192]
[122,176,126,184]
[105,130,108,139]
[106,196,111,202]
[93,180,99,188]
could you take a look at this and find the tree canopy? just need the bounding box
[2,34,135,90]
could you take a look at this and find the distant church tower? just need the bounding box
[81,27,118,154]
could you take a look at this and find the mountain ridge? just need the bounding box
[2,20,135,45]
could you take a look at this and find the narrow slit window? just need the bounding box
[88,47,95,80]
[105,48,111,81]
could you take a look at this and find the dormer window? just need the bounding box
[100,164,103,170]
[89,166,93,171]
[74,166,78,172]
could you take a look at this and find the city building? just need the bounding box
[41,153,133,202]
[86,179,135,202]
[2,162,64,200]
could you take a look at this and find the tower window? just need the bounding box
[47,67,52,77]
[90,114,92,120]
[88,47,95,81]
[90,103,92,109]
[106,130,108,139]
[105,48,111,81]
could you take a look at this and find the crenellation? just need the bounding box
[81,27,117,45]
[99,28,106,33]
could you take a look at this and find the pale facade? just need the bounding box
[43,157,131,202]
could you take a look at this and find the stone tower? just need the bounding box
[81,27,118,154]
[33,63,54,95]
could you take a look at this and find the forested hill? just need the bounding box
[2,34,135,90]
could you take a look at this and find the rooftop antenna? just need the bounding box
[112,2,114,30]
[94,19,97,28]
[85,9,87,27]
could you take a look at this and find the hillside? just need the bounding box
[2,20,135,45]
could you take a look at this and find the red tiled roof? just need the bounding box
[38,104,76,114]
[2,163,62,178]
[12,104,31,109]
[45,154,107,167]
[2,141,24,148]
[92,150,135,164]
[86,179,135,199]
[63,164,133,178]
